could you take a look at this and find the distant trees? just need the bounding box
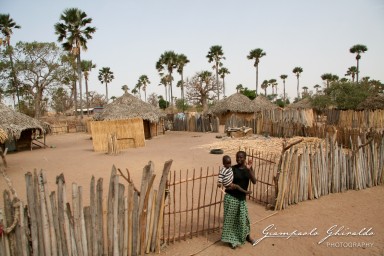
[138,74,150,102]
[218,67,230,98]
[55,8,96,118]
[292,67,303,99]
[98,67,114,103]
[185,71,219,112]
[321,73,339,88]
[345,66,358,83]
[156,51,178,106]
[349,44,368,83]
[206,45,225,100]
[0,13,21,107]
[81,59,96,115]
[280,74,288,101]
[247,48,266,96]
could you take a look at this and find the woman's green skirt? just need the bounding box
[221,193,250,247]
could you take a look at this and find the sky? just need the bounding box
[2,0,384,102]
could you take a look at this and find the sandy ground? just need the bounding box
[1,131,383,256]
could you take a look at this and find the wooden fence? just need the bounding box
[275,136,384,210]
[172,114,219,132]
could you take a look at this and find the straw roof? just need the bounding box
[93,93,165,122]
[252,95,279,112]
[286,97,313,109]
[209,93,254,115]
[356,95,384,110]
[0,102,45,142]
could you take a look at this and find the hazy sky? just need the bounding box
[2,0,384,102]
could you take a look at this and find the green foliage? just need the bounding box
[239,87,256,100]
[158,97,168,109]
[175,99,189,112]
[311,81,373,110]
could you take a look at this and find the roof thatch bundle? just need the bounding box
[286,97,312,109]
[252,95,279,112]
[0,103,45,142]
[93,93,165,122]
[209,93,254,115]
[356,95,384,110]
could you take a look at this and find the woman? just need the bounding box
[221,150,257,248]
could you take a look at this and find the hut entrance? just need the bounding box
[143,120,151,139]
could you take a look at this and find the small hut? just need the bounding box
[0,103,46,151]
[91,93,165,152]
[251,95,279,112]
[209,93,254,125]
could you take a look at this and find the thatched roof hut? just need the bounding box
[0,102,45,143]
[356,95,384,110]
[94,93,165,122]
[252,95,279,112]
[286,97,312,109]
[209,93,253,115]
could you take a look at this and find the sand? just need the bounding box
[1,131,383,256]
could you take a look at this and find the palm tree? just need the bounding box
[218,67,230,98]
[55,8,96,118]
[345,66,358,83]
[156,51,178,106]
[135,81,142,99]
[321,73,339,88]
[280,74,288,102]
[206,45,225,100]
[158,75,168,108]
[236,84,243,93]
[98,67,114,103]
[122,84,129,94]
[261,80,269,96]
[268,79,277,96]
[138,75,150,102]
[247,48,266,95]
[349,44,367,83]
[81,60,96,115]
[314,84,320,93]
[176,53,189,105]
[110,96,117,102]
[0,14,21,107]
[292,67,303,99]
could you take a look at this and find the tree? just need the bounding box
[121,84,129,94]
[0,13,21,108]
[87,91,106,107]
[206,45,225,100]
[218,67,230,98]
[236,84,244,93]
[98,67,114,103]
[81,59,96,115]
[147,93,158,107]
[314,84,321,93]
[110,96,117,102]
[138,74,150,102]
[268,79,277,97]
[345,66,358,83]
[261,80,269,96]
[239,87,256,100]
[321,73,339,88]
[55,8,96,118]
[156,51,177,106]
[302,86,309,98]
[60,53,78,113]
[349,44,367,83]
[158,75,168,108]
[51,87,71,113]
[247,48,266,95]
[292,67,303,99]
[280,74,288,102]
[13,42,63,118]
[186,71,219,112]
[176,53,189,105]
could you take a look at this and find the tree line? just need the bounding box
[1,10,383,118]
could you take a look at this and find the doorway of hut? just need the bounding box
[143,120,152,139]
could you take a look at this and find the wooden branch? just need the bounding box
[118,168,140,196]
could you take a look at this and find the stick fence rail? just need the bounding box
[1,137,383,255]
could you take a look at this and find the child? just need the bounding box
[218,155,252,194]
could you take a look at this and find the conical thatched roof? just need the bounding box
[356,95,384,110]
[0,103,45,142]
[93,93,165,122]
[286,97,312,109]
[252,95,279,111]
[209,93,254,115]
